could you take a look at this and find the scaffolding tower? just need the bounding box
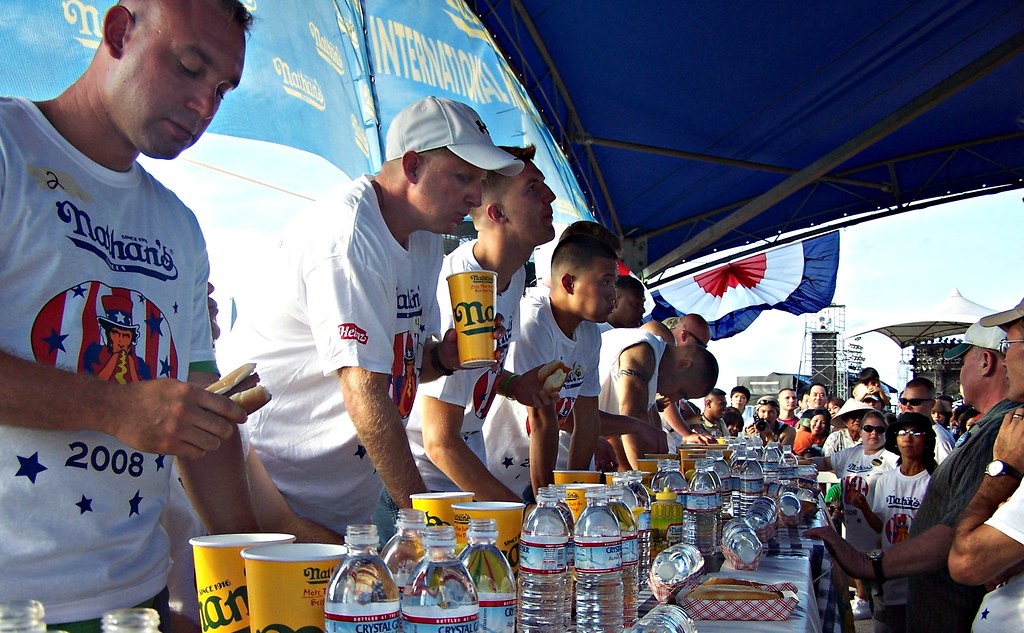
[801,304,852,401]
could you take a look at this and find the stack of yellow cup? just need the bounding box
[410,491,474,528]
[190,533,295,633]
[553,470,601,485]
[451,501,526,573]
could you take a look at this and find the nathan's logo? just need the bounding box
[63,0,102,49]
[55,201,178,281]
[453,301,495,336]
[424,510,449,527]
[309,21,344,76]
[453,510,471,524]
[304,566,332,585]
[338,322,368,345]
[564,363,586,388]
[336,10,360,52]
[198,585,248,633]
[272,58,325,111]
[396,287,422,319]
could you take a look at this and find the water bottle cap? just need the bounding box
[422,525,456,546]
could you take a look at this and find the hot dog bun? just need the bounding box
[687,578,782,601]
[538,360,570,393]
[207,363,257,395]
[229,385,272,414]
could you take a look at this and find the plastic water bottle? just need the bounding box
[401,525,478,632]
[326,524,400,632]
[553,484,577,629]
[518,487,569,633]
[736,447,764,519]
[574,486,623,633]
[607,482,639,627]
[628,603,698,632]
[615,471,652,589]
[707,450,732,515]
[651,459,687,501]
[101,609,160,633]
[761,441,782,485]
[381,508,426,609]
[729,444,747,517]
[778,445,801,485]
[683,459,721,556]
[459,519,514,633]
[0,601,47,633]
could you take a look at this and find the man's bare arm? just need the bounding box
[567,395,600,471]
[338,366,426,508]
[806,523,954,580]
[421,395,521,502]
[246,449,343,543]
[613,344,659,468]
[525,401,560,495]
[0,350,244,459]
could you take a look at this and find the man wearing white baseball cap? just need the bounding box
[219,97,523,540]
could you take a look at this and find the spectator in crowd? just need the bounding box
[899,377,954,463]
[605,275,646,329]
[827,396,845,418]
[953,404,981,440]
[778,387,799,427]
[220,97,524,539]
[698,388,729,438]
[806,312,1017,633]
[858,366,892,408]
[793,408,831,457]
[730,385,751,411]
[853,413,937,633]
[746,396,797,446]
[931,395,954,432]
[823,399,873,457]
[722,406,745,438]
[0,1,261,626]
[808,382,830,410]
[853,381,885,411]
[812,409,899,621]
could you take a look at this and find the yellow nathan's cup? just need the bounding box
[189,533,295,633]
[241,543,346,633]
[447,270,498,368]
[411,491,474,528]
[553,470,601,485]
[562,483,604,522]
[636,458,661,474]
[452,501,525,573]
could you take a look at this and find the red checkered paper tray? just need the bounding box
[679,580,798,621]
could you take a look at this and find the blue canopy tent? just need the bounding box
[468,0,1024,279]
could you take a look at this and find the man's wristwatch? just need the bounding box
[985,460,1024,482]
[867,549,885,584]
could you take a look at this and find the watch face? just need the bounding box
[987,461,1004,477]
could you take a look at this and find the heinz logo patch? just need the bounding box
[338,322,368,344]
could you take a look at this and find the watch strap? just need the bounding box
[989,460,1024,483]
[871,555,885,584]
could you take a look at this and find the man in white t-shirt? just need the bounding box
[0,1,259,627]
[219,97,523,538]
[483,233,618,497]
[405,145,556,502]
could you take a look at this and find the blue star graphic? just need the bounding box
[173,302,179,314]
[159,358,173,377]
[981,609,989,620]
[129,490,144,517]
[502,456,514,468]
[76,495,93,514]
[155,455,166,470]
[145,312,164,337]
[137,292,147,303]
[42,328,69,354]
[15,452,47,484]
[70,284,87,298]
[354,445,367,459]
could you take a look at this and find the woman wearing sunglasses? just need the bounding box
[849,413,936,633]
[812,409,899,622]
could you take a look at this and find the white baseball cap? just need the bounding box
[385,97,523,176]
[979,296,1024,331]
[943,321,1004,359]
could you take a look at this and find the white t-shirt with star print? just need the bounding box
[218,176,442,534]
[830,445,898,552]
[972,481,1024,632]
[0,97,215,622]
[406,240,525,493]
[481,292,602,497]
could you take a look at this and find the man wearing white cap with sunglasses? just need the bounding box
[220,97,523,540]
[808,303,1022,633]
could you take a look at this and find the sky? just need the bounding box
[141,134,1024,397]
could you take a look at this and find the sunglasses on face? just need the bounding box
[897,429,926,437]
[860,425,886,434]
[899,397,933,407]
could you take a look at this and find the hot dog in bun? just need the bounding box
[206,363,271,414]
[538,360,570,393]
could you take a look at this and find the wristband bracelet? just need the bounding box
[430,344,455,376]
[499,373,518,399]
